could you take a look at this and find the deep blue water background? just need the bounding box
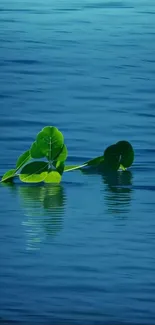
[0,0,155,324]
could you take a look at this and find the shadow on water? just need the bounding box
[82,168,133,215]
[2,183,66,250]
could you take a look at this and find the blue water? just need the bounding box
[0,0,155,324]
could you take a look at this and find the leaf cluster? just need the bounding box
[0,126,134,184]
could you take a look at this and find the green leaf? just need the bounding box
[119,164,127,171]
[116,141,134,168]
[103,144,121,171]
[84,155,104,167]
[30,141,45,159]
[44,171,62,184]
[19,161,48,183]
[52,145,68,175]
[1,150,31,183]
[55,161,65,175]
[1,169,16,182]
[55,144,68,162]
[16,150,31,170]
[36,126,64,161]
[64,141,134,173]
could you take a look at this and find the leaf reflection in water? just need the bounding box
[81,167,133,216]
[18,184,66,250]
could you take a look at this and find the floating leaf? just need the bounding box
[64,141,134,174]
[19,161,48,183]
[30,141,45,159]
[1,169,16,182]
[16,150,31,170]
[103,144,121,171]
[116,141,134,168]
[36,126,64,161]
[0,124,135,187]
[55,144,68,162]
[44,171,62,184]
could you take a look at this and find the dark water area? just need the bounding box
[0,0,155,324]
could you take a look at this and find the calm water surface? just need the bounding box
[0,0,155,324]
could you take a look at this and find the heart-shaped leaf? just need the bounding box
[19,161,48,183]
[116,140,134,168]
[103,144,121,171]
[30,141,45,159]
[36,126,64,161]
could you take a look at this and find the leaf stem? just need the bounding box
[64,163,87,172]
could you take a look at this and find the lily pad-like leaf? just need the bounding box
[30,141,45,159]
[103,144,121,171]
[16,150,31,170]
[1,169,16,182]
[116,141,134,168]
[44,171,62,184]
[19,161,48,183]
[36,126,64,161]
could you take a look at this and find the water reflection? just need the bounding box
[19,185,66,250]
[2,183,66,250]
[102,170,133,215]
[82,168,133,215]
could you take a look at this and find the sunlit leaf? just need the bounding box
[19,161,48,183]
[1,169,16,182]
[30,141,45,159]
[119,164,127,171]
[44,171,62,184]
[116,141,134,168]
[53,144,68,174]
[36,126,64,161]
[16,150,31,170]
[54,144,68,162]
